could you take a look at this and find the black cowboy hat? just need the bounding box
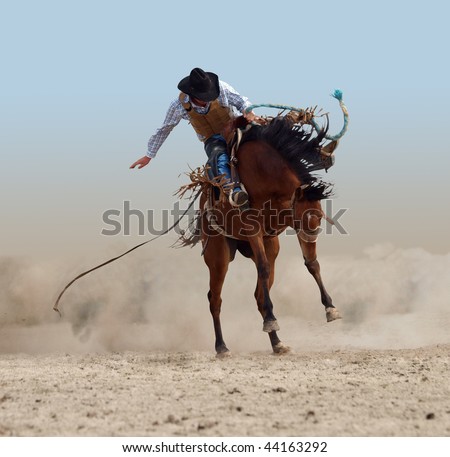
[177,68,220,101]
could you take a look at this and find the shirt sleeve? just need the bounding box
[219,81,252,114]
[146,99,183,158]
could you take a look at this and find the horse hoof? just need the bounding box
[216,350,231,359]
[263,319,280,333]
[273,342,291,354]
[326,307,342,322]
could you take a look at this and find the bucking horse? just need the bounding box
[179,90,349,356]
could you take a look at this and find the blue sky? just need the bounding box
[1,0,449,258]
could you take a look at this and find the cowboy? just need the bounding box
[130,68,258,207]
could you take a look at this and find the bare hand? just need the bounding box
[244,111,265,124]
[244,111,256,122]
[130,156,151,169]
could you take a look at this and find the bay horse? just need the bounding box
[199,116,341,356]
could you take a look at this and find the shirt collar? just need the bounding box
[189,96,210,110]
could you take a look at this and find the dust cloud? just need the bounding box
[0,241,449,354]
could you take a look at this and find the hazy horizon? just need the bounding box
[1,1,449,279]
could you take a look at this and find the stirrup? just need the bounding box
[229,189,249,208]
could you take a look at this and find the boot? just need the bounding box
[217,153,249,207]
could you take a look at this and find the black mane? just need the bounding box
[240,117,333,200]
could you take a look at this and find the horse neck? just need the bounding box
[238,140,301,202]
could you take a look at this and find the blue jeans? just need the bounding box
[204,135,241,192]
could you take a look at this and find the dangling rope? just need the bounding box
[311,90,349,141]
[53,188,203,316]
[245,89,349,141]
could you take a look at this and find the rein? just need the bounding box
[53,188,203,316]
[245,89,349,141]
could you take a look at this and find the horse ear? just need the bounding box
[321,140,339,156]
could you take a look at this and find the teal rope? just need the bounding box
[244,103,308,113]
[311,89,349,141]
[245,89,349,141]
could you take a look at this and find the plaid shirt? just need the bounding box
[146,80,252,158]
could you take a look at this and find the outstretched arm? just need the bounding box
[130,99,183,169]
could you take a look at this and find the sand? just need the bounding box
[1,244,449,436]
[1,333,449,437]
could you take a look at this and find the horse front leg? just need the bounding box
[298,235,341,322]
[294,201,341,322]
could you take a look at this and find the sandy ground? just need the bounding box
[1,336,449,437]
[1,244,450,436]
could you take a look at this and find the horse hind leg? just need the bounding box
[204,235,233,357]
